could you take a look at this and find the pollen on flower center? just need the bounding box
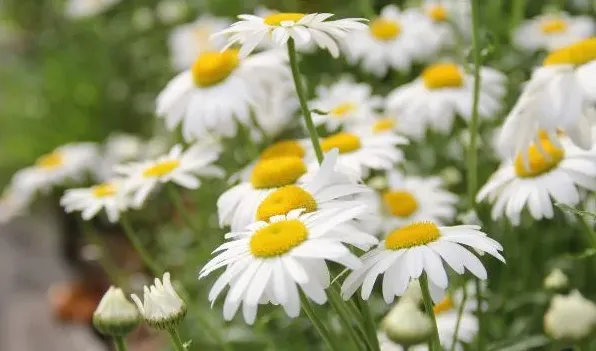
[263,13,305,26]
[143,160,180,178]
[260,140,305,160]
[427,5,448,22]
[373,118,395,133]
[330,102,358,118]
[370,18,401,41]
[191,50,240,87]
[543,38,596,66]
[92,183,116,198]
[541,18,568,34]
[36,151,64,170]
[256,185,317,221]
[422,63,464,89]
[250,157,307,189]
[321,132,362,154]
[385,222,441,250]
[433,296,454,315]
[383,190,418,217]
[514,135,564,178]
[250,219,308,257]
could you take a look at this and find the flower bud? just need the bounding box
[93,286,140,336]
[382,300,432,346]
[544,269,569,293]
[400,280,422,305]
[131,272,187,330]
[544,290,596,342]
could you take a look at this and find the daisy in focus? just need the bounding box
[199,207,377,324]
[251,7,316,53]
[65,0,121,19]
[156,49,288,141]
[61,179,129,223]
[514,12,595,52]
[498,38,596,158]
[386,62,506,134]
[421,0,471,47]
[341,221,504,303]
[215,12,368,58]
[341,5,440,77]
[168,15,230,71]
[116,143,224,208]
[379,171,458,232]
[477,132,596,225]
[310,78,383,132]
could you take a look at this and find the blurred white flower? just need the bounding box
[386,63,506,135]
[95,133,144,181]
[544,268,569,292]
[131,272,186,329]
[65,0,121,19]
[93,286,140,336]
[514,12,594,52]
[215,12,367,58]
[61,179,130,223]
[0,186,33,224]
[348,112,426,142]
[544,290,596,342]
[421,0,471,47]
[156,0,187,24]
[250,79,299,140]
[381,299,433,346]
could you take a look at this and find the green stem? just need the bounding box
[328,288,365,351]
[420,274,441,351]
[355,296,381,351]
[449,287,468,351]
[510,0,526,33]
[287,38,324,164]
[168,328,186,351]
[120,215,162,277]
[579,216,596,250]
[300,294,341,351]
[475,278,484,351]
[113,336,128,351]
[166,185,201,234]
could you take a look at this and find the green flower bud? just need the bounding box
[93,286,140,336]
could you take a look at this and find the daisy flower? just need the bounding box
[11,143,98,194]
[341,5,440,76]
[131,272,187,329]
[310,130,408,179]
[477,133,596,225]
[61,179,130,223]
[348,112,427,142]
[310,78,383,132]
[199,207,377,324]
[498,38,596,158]
[116,143,224,208]
[514,12,595,52]
[215,12,368,58]
[421,0,471,47]
[65,0,121,19]
[156,49,288,141]
[379,171,458,232]
[252,7,316,53]
[168,15,230,71]
[386,62,506,134]
[341,221,504,304]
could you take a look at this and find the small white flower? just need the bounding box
[514,12,595,52]
[131,272,186,329]
[386,62,506,135]
[544,290,596,342]
[341,221,504,304]
[156,0,187,24]
[65,0,121,18]
[349,113,426,142]
[200,207,377,324]
[116,144,224,207]
[421,0,471,48]
[216,12,368,58]
[381,299,433,346]
[310,78,383,132]
[95,133,144,181]
[61,179,130,223]
[477,133,596,225]
[93,286,140,336]
[249,79,299,140]
[544,268,569,292]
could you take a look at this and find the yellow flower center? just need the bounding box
[321,132,362,154]
[540,18,568,34]
[383,190,419,218]
[36,151,64,170]
[331,102,358,118]
[256,185,317,221]
[260,140,305,160]
[142,160,180,178]
[514,135,564,178]
[263,13,305,26]
[427,5,448,22]
[92,183,116,198]
[422,63,464,89]
[385,222,441,250]
[373,118,395,133]
[250,157,307,189]
[191,50,240,87]
[543,38,596,66]
[250,219,308,257]
[370,18,401,41]
[433,296,454,315]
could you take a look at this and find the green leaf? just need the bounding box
[311,109,329,115]
[489,335,550,351]
[555,203,596,220]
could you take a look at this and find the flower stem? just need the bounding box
[300,293,341,351]
[449,287,468,351]
[287,38,324,164]
[166,185,202,235]
[355,296,381,351]
[420,274,440,351]
[168,328,186,351]
[579,216,596,249]
[327,288,365,351]
[510,0,526,32]
[113,336,128,351]
[475,278,485,350]
[120,215,162,277]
